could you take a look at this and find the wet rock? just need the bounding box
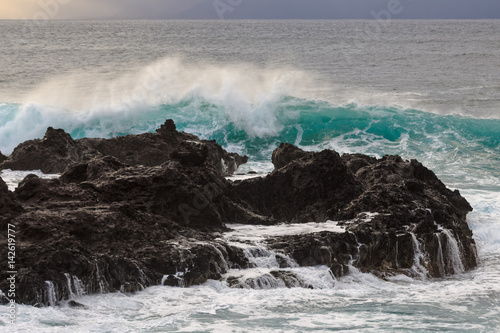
[0,127,91,174]
[3,204,234,305]
[231,149,361,223]
[171,140,248,175]
[0,119,247,176]
[341,154,477,276]
[269,271,304,288]
[156,118,177,136]
[60,155,127,183]
[0,152,6,164]
[0,176,22,224]
[267,231,357,278]
[0,140,479,305]
[341,153,377,174]
[68,300,86,308]
[260,147,477,279]
[223,244,250,269]
[0,156,238,305]
[271,143,312,170]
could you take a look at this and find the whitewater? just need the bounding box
[1,20,499,331]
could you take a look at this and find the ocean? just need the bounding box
[1,20,499,332]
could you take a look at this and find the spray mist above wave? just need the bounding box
[0,56,317,153]
[24,56,315,110]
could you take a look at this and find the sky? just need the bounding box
[0,0,499,20]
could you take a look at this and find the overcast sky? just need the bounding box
[1,0,499,20]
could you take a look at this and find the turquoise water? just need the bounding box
[2,97,499,190]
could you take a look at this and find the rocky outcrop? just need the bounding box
[0,119,248,176]
[0,127,91,174]
[0,156,249,305]
[0,176,22,225]
[340,154,477,278]
[260,149,477,279]
[0,134,478,306]
[230,149,361,223]
[0,152,6,164]
[272,143,312,169]
[18,156,234,230]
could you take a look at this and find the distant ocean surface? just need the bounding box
[1,20,499,332]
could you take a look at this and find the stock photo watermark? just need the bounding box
[4,0,71,56]
[340,0,411,63]
[6,223,17,324]
[32,0,71,20]
[213,0,244,19]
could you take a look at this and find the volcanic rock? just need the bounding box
[271,143,312,169]
[0,135,478,305]
[230,149,361,223]
[0,119,248,176]
[261,149,477,279]
[0,127,90,174]
[0,176,22,224]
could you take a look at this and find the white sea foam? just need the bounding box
[225,173,266,182]
[7,261,498,333]
[0,169,60,191]
[225,221,345,243]
[462,189,500,258]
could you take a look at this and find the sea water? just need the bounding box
[0,20,499,332]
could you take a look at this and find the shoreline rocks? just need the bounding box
[0,121,478,306]
[0,176,22,225]
[231,149,361,223]
[271,143,312,170]
[263,148,477,278]
[0,119,248,176]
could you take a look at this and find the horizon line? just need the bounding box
[1,17,499,21]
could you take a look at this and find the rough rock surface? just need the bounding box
[272,143,312,170]
[0,176,22,225]
[0,119,248,176]
[0,152,6,164]
[231,149,361,223]
[0,133,478,306]
[262,148,477,278]
[0,156,249,305]
[0,127,91,174]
